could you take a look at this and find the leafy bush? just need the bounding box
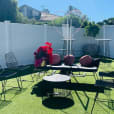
[85,22,100,37]
[48,15,83,28]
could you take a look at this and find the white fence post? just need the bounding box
[4,21,11,53]
[44,24,47,42]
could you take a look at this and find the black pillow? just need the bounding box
[90,58,101,67]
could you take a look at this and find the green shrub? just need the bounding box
[85,22,100,37]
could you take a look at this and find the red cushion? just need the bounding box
[52,54,61,65]
[64,55,75,65]
[80,55,92,67]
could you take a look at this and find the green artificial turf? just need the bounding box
[0,57,114,114]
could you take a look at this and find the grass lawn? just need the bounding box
[0,57,114,114]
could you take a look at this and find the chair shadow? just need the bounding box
[5,87,27,95]
[0,100,12,109]
[31,81,109,97]
[31,81,110,111]
[108,100,114,110]
[100,58,112,63]
[74,91,89,111]
[0,87,27,101]
[99,71,114,77]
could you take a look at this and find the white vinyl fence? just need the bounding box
[0,21,113,68]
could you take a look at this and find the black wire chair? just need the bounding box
[4,52,32,88]
[0,65,17,100]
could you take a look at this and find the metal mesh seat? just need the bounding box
[4,52,32,90]
[0,65,17,100]
[5,52,18,69]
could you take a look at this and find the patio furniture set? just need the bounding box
[0,52,114,101]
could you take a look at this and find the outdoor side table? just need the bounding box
[43,74,70,82]
[43,74,71,97]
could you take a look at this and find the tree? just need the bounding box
[68,5,75,12]
[97,17,114,26]
[16,11,30,24]
[42,8,50,14]
[81,21,88,28]
[48,14,88,28]
[103,18,114,25]
[0,0,18,22]
[64,15,82,28]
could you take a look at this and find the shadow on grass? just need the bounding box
[0,100,12,109]
[74,91,89,111]
[31,81,110,110]
[100,58,112,63]
[5,87,27,95]
[42,97,74,109]
[31,81,109,97]
[108,100,114,110]
[99,71,114,77]
[0,87,27,103]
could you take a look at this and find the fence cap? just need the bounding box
[95,39,112,41]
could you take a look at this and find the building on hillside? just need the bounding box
[19,5,41,20]
[40,12,61,21]
[19,5,60,21]
[66,8,82,17]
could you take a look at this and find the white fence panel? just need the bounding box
[10,23,45,65]
[105,25,114,58]
[0,22,8,67]
[0,22,114,68]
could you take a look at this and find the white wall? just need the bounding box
[46,26,64,55]
[10,23,45,65]
[0,22,6,67]
[104,25,114,58]
[0,22,114,68]
[0,22,46,67]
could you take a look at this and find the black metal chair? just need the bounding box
[0,65,17,100]
[4,52,32,88]
[96,72,114,88]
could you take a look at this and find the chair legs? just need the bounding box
[30,74,34,82]
[16,77,23,90]
[35,72,41,81]
[93,72,99,80]
[1,77,22,100]
[1,80,7,100]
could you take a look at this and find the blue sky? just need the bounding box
[18,0,114,22]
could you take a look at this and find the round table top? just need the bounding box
[43,74,70,82]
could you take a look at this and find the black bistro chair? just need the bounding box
[4,52,31,88]
[0,65,17,100]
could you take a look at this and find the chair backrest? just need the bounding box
[0,65,4,75]
[5,52,18,68]
[0,65,3,72]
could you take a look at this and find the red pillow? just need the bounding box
[80,55,92,67]
[64,55,75,65]
[52,54,61,65]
